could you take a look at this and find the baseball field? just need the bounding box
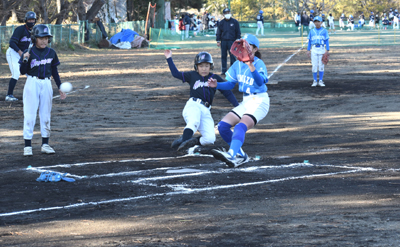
[1,44,400,246]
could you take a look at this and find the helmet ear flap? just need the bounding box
[194,64,198,71]
[210,64,214,70]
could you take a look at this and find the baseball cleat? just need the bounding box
[171,135,183,149]
[236,152,250,165]
[5,95,18,101]
[41,144,55,154]
[311,80,318,87]
[177,137,200,151]
[24,147,33,156]
[318,80,325,87]
[211,149,240,168]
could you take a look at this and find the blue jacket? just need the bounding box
[216,18,241,42]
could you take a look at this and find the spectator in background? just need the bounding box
[184,13,191,38]
[369,12,375,27]
[375,14,380,28]
[301,10,310,35]
[339,13,345,30]
[179,14,185,40]
[294,12,301,31]
[393,10,399,29]
[382,13,389,29]
[346,15,354,31]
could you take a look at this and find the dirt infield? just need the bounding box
[1,45,400,246]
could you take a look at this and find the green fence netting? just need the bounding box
[1,20,398,51]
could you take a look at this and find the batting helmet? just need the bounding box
[194,52,214,71]
[223,8,230,14]
[31,24,53,44]
[25,11,36,22]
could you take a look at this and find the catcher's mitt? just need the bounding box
[230,39,254,63]
[322,52,330,65]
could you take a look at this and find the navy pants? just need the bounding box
[221,40,236,73]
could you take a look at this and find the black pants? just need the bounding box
[221,40,236,73]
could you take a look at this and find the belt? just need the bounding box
[243,92,258,96]
[29,75,51,80]
[313,44,325,48]
[191,97,211,108]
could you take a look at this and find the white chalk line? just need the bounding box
[52,85,90,99]
[0,165,375,217]
[268,47,303,79]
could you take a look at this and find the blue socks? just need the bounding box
[229,123,247,158]
[218,121,233,144]
[218,121,246,157]
[313,71,324,81]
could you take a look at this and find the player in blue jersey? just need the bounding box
[20,24,67,156]
[164,50,239,152]
[307,16,330,87]
[207,34,269,168]
[5,11,36,102]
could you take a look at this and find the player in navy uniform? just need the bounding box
[164,50,239,151]
[20,24,67,156]
[5,11,36,102]
[256,10,264,36]
[208,34,269,168]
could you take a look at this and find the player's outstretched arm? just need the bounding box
[164,49,172,58]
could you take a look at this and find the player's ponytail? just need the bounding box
[254,50,262,59]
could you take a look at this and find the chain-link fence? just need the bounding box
[0,20,146,51]
[1,20,398,52]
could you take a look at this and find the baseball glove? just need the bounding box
[322,52,330,65]
[230,39,254,63]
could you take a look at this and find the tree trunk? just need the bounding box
[85,0,105,21]
[127,0,134,21]
[39,0,49,23]
[77,0,86,21]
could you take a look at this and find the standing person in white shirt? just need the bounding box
[328,13,336,33]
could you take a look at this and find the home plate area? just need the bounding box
[4,154,377,218]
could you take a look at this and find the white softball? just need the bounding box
[60,82,73,93]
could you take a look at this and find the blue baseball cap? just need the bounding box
[243,34,259,48]
[259,10,263,14]
[310,10,314,13]
[314,16,322,22]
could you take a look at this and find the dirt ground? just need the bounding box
[1,44,400,246]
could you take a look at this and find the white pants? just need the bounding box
[347,23,354,30]
[232,92,270,124]
[394,20,399,29]
[339,19,345,28]
[182,98,215,145]
[311,49,325,73]
[256,21,264,35]
[185,24,189,38]
[309,21,316,29]
[6,48,21,80]
[329,21,335,29]
[23,76,53,140]
[369,21,375,27]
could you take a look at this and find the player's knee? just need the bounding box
[200,134,215,145]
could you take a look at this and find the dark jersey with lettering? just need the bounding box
[9,25,32,53]
[166,58,238,107]
[19,46,60,78]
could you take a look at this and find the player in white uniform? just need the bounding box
[307,16,330,87]
[393,10,399,29]
[20,24,67,156]
[328,13,336,33]
[207,34,269,168]
[339,13,345,29]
